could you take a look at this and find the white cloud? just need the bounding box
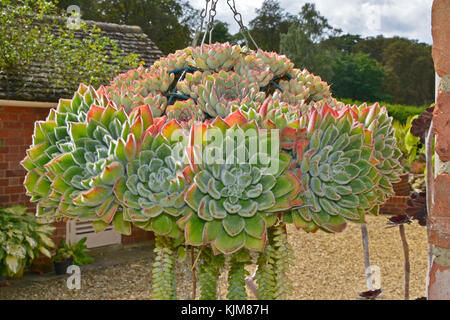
[188,0,433,44]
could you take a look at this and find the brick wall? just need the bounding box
[429,0,450,299]
[0,106,49,208]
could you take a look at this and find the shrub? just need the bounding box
[0,206,54,277]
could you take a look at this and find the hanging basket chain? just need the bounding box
[226,0,259,50]
[192,0,210,47]
[201,0,219,45]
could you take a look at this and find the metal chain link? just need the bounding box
[226,0,259,49]
[201,0,219,45]
[192,0,210,46]
[194,0,259,49]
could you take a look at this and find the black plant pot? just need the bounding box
[54,257,73,275]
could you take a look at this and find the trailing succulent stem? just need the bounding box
[198,247,224,300]
[227,249,252,300]
[256,222,292,300]
[152,235,177,300]
[255,245,276,299]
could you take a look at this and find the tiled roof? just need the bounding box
[0,19,163,102]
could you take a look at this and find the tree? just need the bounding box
[249,0,295,51]
[353,36,434,105]
[280,3,341,81]
[330,52,390,102]
[0,0,139,96]
[55,0,200,54]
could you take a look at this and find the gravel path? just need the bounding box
[0,215,428,300]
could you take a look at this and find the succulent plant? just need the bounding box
[198,247,225,300]
[286,104,384,233]
[350,103,403,199]
[255,224,293,300]
[154,48,191,72]
[291,68,332,102]
[21,42,405,301]
[187,42,241,71]
[180,111,302,254]
[227,249,252,300]
[277,78,311,106]
[105,65,174,115]
[177,70,211,99]
[256,50,294,77]
[166,99,205,122]
[21,84,109,217]
[114,119,189,239]
[234,54,273,87]
[196,71,266,118]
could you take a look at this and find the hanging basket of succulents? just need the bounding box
[21,0,403,300]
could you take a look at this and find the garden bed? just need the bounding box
[0,216,427,300]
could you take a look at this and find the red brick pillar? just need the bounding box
[428,0,450,300]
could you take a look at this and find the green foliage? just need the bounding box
[54,237,94,266]
[255,223,292,299]
[352,36,434,106]
[0,206,55,277]
[0,0,140,95]
[56,0,199,54]
[152,235,177,300]
[330,52,390,102]
[248,0,295,51]
[226,249,252,300]
[198,247,225,300]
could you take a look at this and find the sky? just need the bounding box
[189,0,433,44]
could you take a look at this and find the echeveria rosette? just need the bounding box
[21,84,110,217]
[114,120,190,239]
[180,111,302,255]
[196,70,266,118]
[42,103,134,232]
[105,65,174,115]
[255,50,294,78]
[166,99,205,122]
[286,104,384,233]
[186,42,241,71]
[350,103,404,199]
[291,68,332,102]
[234,54,274,87]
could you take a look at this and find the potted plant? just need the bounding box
[53,237,94,275]
[53,240,74,275]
